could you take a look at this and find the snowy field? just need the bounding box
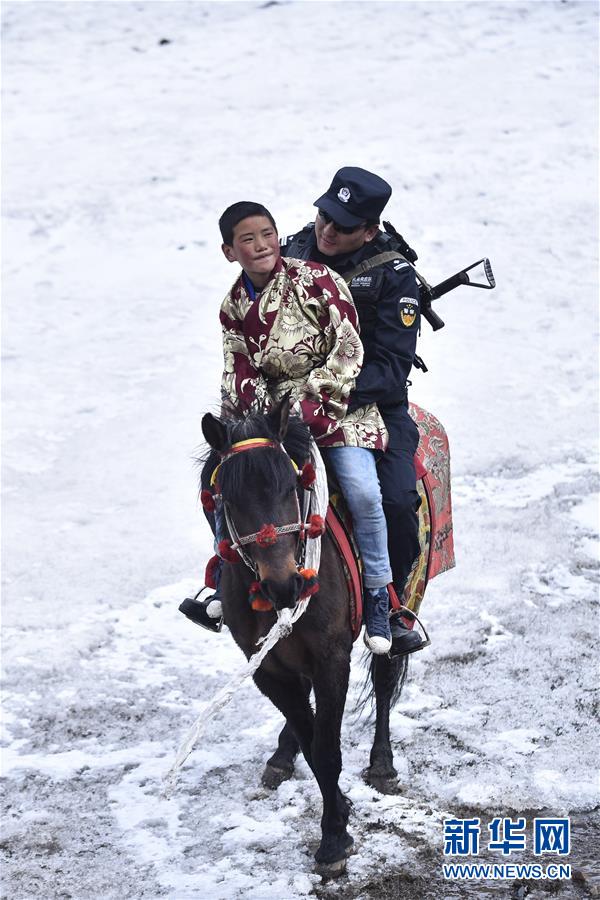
[1,1,599,898]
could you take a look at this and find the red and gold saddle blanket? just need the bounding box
[327,403,455,642]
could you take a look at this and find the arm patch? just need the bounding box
[398,298,419,328]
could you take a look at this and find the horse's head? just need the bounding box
[202,395,311,610]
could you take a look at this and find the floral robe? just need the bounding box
[220,256,387,450]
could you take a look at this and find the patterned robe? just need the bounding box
[220,256,387,450]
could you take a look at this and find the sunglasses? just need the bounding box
[317,209,367,235]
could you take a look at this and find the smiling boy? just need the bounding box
[216,201,386,451]
[181,200,399,655]
[220,206,280,292]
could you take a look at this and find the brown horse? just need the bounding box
[201,396,407,877]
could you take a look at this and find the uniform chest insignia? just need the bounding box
[350,275,373,288]
[399,299,418,328]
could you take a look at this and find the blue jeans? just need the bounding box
[323,446,393,590]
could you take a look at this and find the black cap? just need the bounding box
[313,166,392,227]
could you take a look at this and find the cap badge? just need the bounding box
[337,186,351,203]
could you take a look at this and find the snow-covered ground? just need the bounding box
[2,2,598,898]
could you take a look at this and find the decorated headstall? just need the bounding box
[201,437,323,610]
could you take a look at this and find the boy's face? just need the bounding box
[222,215,280,287]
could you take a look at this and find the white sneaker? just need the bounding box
[206,598,223,619]
[363,586,392,655]
[363,632,392,655]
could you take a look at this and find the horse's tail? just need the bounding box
[354,651,409,720]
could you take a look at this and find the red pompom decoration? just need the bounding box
[299,462,316,489]
[256,524,278,547]
[249,581,273,611]
[298,567,319,598]
[200,489,216,513]
[251,597,273,611]
[307,515,325,539]
[204,554,221,589]
[218,539,240,564]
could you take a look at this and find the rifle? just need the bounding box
[382,221,496,332]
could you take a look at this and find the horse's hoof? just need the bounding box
[315,856,347,880]
[363,768,401,795]
[261,763,293,790]
[315,832,354,879]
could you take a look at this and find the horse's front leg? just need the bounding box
[365,654,407,793]
[262,676,310,789]
[253,667,315,774]
[263,721,300,789]
[311,653,353,877]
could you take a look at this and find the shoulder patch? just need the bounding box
[392,260,409,271]
[398,298,419,328]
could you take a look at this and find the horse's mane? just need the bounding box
[217,409,311,502]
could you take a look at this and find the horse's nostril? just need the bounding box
[260,573,304,610]
[259,579,274,604]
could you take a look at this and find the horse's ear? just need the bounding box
[202,413,228,453]
[269,392,291,441]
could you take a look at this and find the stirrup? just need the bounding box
[388,605,430,657]
[178,586,223,633]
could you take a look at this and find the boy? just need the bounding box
[180,201,396,654]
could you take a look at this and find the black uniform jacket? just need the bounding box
[282,224,420,448]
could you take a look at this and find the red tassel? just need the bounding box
[256,524,278,547]
[299,462,316,488]
[218,539,239,564]
[298,567,319,598]
[251,596,273,611]
[307,515,325,538]
[249,581,273,611]
[200,489,216,513]
[204,554,220,589]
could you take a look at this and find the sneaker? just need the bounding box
[178,588,223,633]
[363,586,392,655]
[390,613,424,656]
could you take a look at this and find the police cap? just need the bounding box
[313,166,392,227]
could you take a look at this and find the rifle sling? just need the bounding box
[343,250,433,292]
[343,251,400,283]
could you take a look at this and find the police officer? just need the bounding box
[282,167,424,654]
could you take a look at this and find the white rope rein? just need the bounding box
[162,603,308,797]
[162,439,328,797]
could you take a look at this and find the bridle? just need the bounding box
[210,437,320,576]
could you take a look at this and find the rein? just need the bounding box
[164,434,327,792]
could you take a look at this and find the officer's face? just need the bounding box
[315,210,379,257]
[222,215,280,287]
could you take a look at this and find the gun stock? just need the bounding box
[420,258,495,330]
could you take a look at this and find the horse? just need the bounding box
[201,395,408,878]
